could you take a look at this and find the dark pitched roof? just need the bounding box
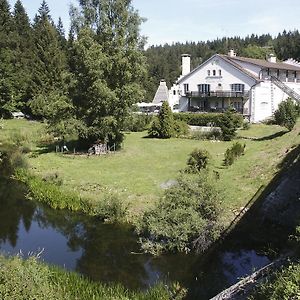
[224,55,300,71]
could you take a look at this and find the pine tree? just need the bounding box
[30,1,68,117]
[11,0,34,110]
[0,0,14,116]
[158,101,174,138]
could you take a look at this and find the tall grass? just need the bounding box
[14,168,127,223]
[0,255,175,300]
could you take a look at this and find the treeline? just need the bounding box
[0,0,147,148]
[143,30,300,101]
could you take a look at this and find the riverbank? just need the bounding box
[0,254,175,300]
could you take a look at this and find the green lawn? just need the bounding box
[1,119,299,217]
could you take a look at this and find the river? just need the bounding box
[0,178,293,299]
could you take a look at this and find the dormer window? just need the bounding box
[213,70,216,76]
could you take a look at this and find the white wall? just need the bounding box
[178,55,256,95]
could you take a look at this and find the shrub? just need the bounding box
[217,109,243,141]
[0,144,27,177]
[242,120,251,130]
[90,193,127,223]
[136,173,224,254]
[186,149,211,173]
[148,102,176,138]
[158,101,175,138]
[190,128,222,140]
[173,120,189,137]
[174,112,223,126]
[148,117,161,138]
[274,98,299,131]
[249,263,300,300]
[224,142,245,166]
[123,114,154,132]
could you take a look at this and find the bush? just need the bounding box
[242,120,251,130]
[0,144,27,177]
[186,149,211,173]
[148,117,161,138]
[123,114,154,132]
[190,128,222,140]
[274,98,299,131]
[148,102,176,138]
[173,120,189,137]
[136,173,224,254]
[158,101,175,138]
[249,263,300,300]
[217,109,243,141]
[224,142,245,166]
[174,112,224,126]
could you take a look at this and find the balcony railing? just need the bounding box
[185,90,249,98]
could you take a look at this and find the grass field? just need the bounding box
[1,119,299,217]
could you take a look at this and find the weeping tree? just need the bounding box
[69,0,147,148]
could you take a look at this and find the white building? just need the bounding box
[168,51,300,122]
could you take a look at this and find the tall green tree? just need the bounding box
[11,0,34,110]
[30,1,69,118]
[69,0,147,147]
[0,0,14,116]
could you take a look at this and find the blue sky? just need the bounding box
[8,0,300,46]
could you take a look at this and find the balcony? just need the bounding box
[185,90,249,98]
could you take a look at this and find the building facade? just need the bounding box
[168,51,300,122]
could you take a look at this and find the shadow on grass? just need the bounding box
[186,143,300,299]
[238,130,288,141]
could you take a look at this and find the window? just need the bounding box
[286,70,289,78]
[173,90,176,95]
[183,84,189,94]
[213,70,216,76]
[219,70,222,76]
[207,70,211,76]
[198,84,210,94]
[277,69,280,78]
[231,84,245,93]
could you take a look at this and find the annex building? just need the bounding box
[168,50,300,122]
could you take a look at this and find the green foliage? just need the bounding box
[0,144,27,177]
[274,98,299,131]
[158,101,175,138]
[174,112,223,126]
[173,120,189,137]
[0,255,173,300]
[186,149,211,173]
[240,44,274,59]
[218,109,243,141]
[249,263,300,300]
[68,0,147,148]
[190,128,222,140]
[148,102,184,138]
[224,142,246,166]
[242,120,251,130]
[136,173,224,254]
[14,169,127,223]
[123,114,154,132]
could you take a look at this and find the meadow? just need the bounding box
[1,118,299,218]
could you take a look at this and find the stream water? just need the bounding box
[0,178,292,299]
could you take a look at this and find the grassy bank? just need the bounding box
[1,119,300,218]
[0,255,176,300]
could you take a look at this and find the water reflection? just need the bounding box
[0,179,275,299]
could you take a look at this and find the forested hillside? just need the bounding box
[144,31,300,101]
